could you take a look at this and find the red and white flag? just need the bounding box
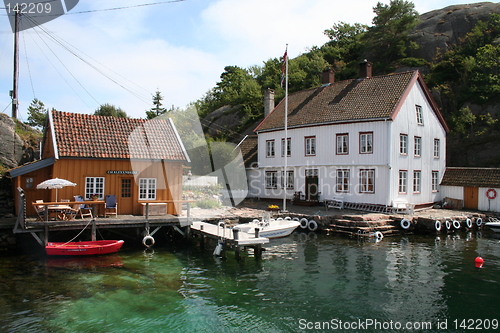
[280,48,287,88]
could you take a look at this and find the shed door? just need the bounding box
[120,177,134,215]
[305,169,319,201]
[464,187,479,210]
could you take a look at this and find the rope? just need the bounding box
[53,218,95,247]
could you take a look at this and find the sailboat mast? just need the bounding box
[11,11,19,119]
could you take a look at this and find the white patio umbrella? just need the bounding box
[36,178,77,201]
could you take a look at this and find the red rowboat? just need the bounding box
[45,240,124,256]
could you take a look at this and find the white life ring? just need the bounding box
[142,235,155,248]
[445,220,451,230]
[284,217,292,221]
[435,220,441,231]
[292,217,300,222]
[276,217,284,221]
[374,231,384,240]
[400,219,411,230]
[308,220,318,231]
[476,218,483,226]
[466,218,472,229]
[299,218,309,229]
[453,220,461,229]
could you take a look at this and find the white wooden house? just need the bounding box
[250,63,449,210]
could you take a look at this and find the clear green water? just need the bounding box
[1,231,500,332]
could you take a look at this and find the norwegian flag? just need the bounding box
[280,48,287,88]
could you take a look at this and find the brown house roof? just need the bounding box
[237,135,258,168]
[255,70,448,132]
[441,167,500,188]
[50,110,188,161]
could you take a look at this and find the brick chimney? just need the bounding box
[359,59,372,79]
[263,88,275,117]
[322,67,335,85]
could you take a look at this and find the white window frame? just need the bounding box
[265,171,278,189]
[359,132,373,154]
[281,138,291,157]
[85,177,105,200]
[266,140,275,158]
[414,136,421,157]
[399,170,407,194]
[336,169,350,193]
[359,169,375,193]
[139,178,157,200]
[434,139,440,158]
[281,170,294,189]
[416,105,424,125]
[432,171,439,192]
[336,133,349,155]
[305,136,316,156]
[400,134,408,155]
[413,171,421,193]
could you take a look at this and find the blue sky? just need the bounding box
[0,0,465,120]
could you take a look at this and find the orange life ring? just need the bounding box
[486,189,497,200]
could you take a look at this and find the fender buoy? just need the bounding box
[374,231,384,240]
[284,217,292,221]
[435,220,441,231]
[453,220,461,229]
[486,189,497,200]
[276,217,284,221]
[299,218,308,229]
[466,218,472,229]
[445,220,451,230]
[400,219,411,230]
[252,219,260,224]
[292,217,300,222]
[142,235,155,248]
[476,218,483,226]
[475,256,484,268]
[308,220,318,231]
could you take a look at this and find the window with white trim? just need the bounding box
[305,136,316,156]
[399,170,407,193]
[281,170,294,189]
[281,138,291,157]
[336,169,350,192]
[265,171,277,189]
[432,171,439,192]
[266,140,275,158]
[433,139,440,158]
[413,171,421,193]
[416,105,424,125]
[336,134,349,155]
[359,169,375,193]
[414,136,422,157]
[360,132,373,154]
[400,134,408,155]
[139,178,156,200]
[85,177,105,200]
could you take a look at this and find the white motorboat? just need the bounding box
[236,217,300,239]
[485,218,500,233]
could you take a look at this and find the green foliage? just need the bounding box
[192,198,222,209]
[146,90,169,119]
[25,98,48,128]
[14,118,42,145]
[364,0,420,66]
[94,103,128,118]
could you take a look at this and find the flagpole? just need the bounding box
[283,44,288,212]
